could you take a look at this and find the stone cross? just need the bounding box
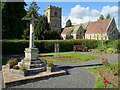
[22,9,38,48]
[18,2,46,73]
[30,14,34,48]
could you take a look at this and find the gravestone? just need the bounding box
[54,43,59,57]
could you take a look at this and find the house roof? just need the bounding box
[61,27,73,34]
[86,18,112,34]
[62,23,89,35]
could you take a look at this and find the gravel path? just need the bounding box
[11,67,95,88]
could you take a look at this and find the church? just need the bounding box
[61,18,119,40]
[44,5,118,40]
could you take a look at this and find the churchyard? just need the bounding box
[2,46,119,88]
[2,1,119,89]
[2,39,120,88]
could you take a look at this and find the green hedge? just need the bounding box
[2,39,120,55]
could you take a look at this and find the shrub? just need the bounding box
[110,64,119,76]
[13,65,20,70]
[97,46,108,52]
[2,40,120,55]
[106,48,116,54]
[19,66,27,71]
[7,58,18,68]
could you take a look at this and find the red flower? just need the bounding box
[102,58,105,61]
[103,78,108,83]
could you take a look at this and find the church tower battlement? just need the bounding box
[44,5,62,33]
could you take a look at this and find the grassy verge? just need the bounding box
[88,67,104,88]
[40,52,99,64]
[88,63,119,88]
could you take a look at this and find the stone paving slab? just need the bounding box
[2,65,66,88]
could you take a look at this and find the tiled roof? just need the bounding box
[62,23,89,34]
[86,18,112,34]
[61,27,73,34]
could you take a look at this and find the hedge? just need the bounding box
[1,39,120,55]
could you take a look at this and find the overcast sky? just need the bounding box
[25,2,118,28]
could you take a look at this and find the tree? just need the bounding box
[22,1,40,40]
[22,23,30,40]
[98,14,105,20]
[106,13,111,19]
[34,15,50,40]
[65,19,72,27]
[2,2,27,39]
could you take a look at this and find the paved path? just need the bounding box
[3,52,119,88]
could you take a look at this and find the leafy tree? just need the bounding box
[22,1,40,40]
[23,2,61,40]
[22,23,30,40]
[2,2,27,39]
[65,19,72,27]
[22,2,39,20]
[34,15,50,40]
[98,14,105,20]
[106,13,111,19]
[46,31,62,40]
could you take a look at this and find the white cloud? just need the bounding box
[101,5,118,28]
[62,4,118,28]
[62,16,67,28]
[101,6,118,16]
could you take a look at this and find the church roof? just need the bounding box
[61,18,112,35]
[86,18,112,34]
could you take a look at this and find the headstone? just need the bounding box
[54,43,59,57]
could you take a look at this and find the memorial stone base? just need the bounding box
[16,48,47,76]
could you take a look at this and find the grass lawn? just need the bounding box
[40,52,99,64]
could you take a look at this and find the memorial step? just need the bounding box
[30,60,45,64]
[30,64,45,68]
[27,67,46,74]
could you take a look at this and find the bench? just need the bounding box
[73,45,88,52]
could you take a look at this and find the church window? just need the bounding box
[90,35,91,39]
[54,12,57,16]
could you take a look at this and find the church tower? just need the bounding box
[44,5,62,33]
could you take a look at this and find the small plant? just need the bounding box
[104,59,110,66]
[7,58,18,65]
[13,65,20,70]
[47,62,54,67]
[97,46,108,52]
[106,48,116,54]
[19,66,27,71]
[110,64,119,76]
[7,58,18,68]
